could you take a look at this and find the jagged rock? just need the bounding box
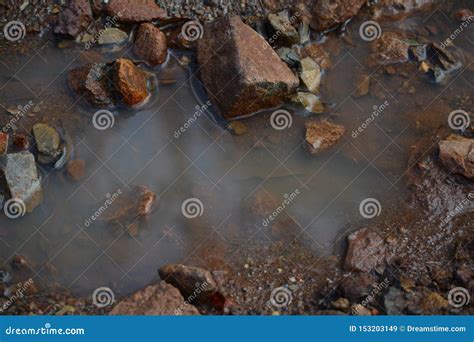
[291,92,324,113]
[307,0,367,32]
[32,123,62,164]
[110,281,200,315]
[304,120,345,155]
[105,0,167,23]
[133,23,168,67]
[54,0,93,38]
[371,32,411,65]
[439,135,474,180]
[267,10,299,45]
[197,16,299,119]
[300,57,321,94]
[299,43,332,69]
[344,227,386,272]
[112,58,149,106]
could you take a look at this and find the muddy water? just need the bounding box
[0,6,472,298]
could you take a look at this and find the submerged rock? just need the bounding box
[32,123,62,164]
[0,151,43,213]
[112,58,149,106]
[439,135,474,180]
[133,23,168,67]
[105,0,167,23]
[291,92,324,113]
[110,281,200,315]
[304,120,345,155]
[54,0,93,38]
[68,63,115,108]
[67,159,85,181]
[197,16,299,119]
[344,228,386,272]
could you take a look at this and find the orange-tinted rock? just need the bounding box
[112,59,149,106]
[0,133,8,155]
[371,32,410,65]
[309,0,366,32]
[197,16,299,119]
[133,23,168,67]
[305,120,345,155]
[67,159,85,181]
[299,43,332,69]
[106,0,167,23]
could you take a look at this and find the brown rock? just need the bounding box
[0,133,8,155]
[439,135,474,180]
[112,59,149,106]
[68,63,115,108]
[419,292,448,312]
[106,0,167,23]
[197,16,299,119]
[340,273,377,300]
[344,228,386,272]
[304,120,345,155]
[354,73,370,97]
[309,0,366,32]
[110,282,200,315]
[12,134,30,152]
[54,0,93,38]
[299,43,332,69]
[373,0,439,18]
[67,159,85,181]
[133,23,168,67]
[455,8,474,22]
[371,32,411,65]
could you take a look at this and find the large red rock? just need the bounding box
[133,23,168,67]
[106,0,167,23]
[110,282,200,315]
[308,0,367,32]
[54,0,93,38]
[344,228,386,272]
[112,59,149,106]
[197,16,299,119]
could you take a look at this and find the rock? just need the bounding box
[300,57,321,94]
[267,10,299,45]
[106,0,167,23]
[68,63,115,108]
[197,16,299,119]
[455,8,474,22]
[299,43,332,69]
[384,287,408,314]
[67,159,85,181]
[0,151,43,213]
[133,23,168,67]
[419,292,448,312]
[97,28,128,45]
[227,121,247,135]
[351,304,372,315]
[344,228,386,272]
[340,273,376,300]
[332,297,350,310]
[0,133,8,155]
[372,0,439,18]
[308,0,366,32]
[371,32,411,65]
[158,264,220,305]
[304,120,345,155]
[11,134,29,152]
[439,135,474,180]
[11,255,29,271]
[112,58,149,106]
[354,73,370,97]
[54,0,93,38]
[32,123,62,164]
[110,281,200,315]
[292,92,324,113]
[277,47,300,67]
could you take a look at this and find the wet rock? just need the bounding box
[455,8,474,22]
[68,63,115,108]
[439,135,473,180]
[11,134,29,152]
[0,133,8,155]
[332,297,350,310]
[227,121,247,135]
[304,120,345,155]
[340,273,376,300]
[419,291,448,312]
[371,32,411,65]
[110,281,200,315]
[267,10,299,45]
[384,287,408,314]
[0,151,43,213]
[197,16,299,119]
[277,47,300,67]
[32,123,62,164]
[300,57,321,94]
[351,304,372,315]
[308,0,366,32]
[413,43,462,84]
[112,58,149,106]
[299,43,332,70]
[97,28,128,45]
[133,23,168,67]
[344,228,386,272]
[158,264,220,305]
[67,159,85,181]
[372,0,439,18]
[105,0,167,23]
[354,73,370,97]
[54,0,93,38]
[292,92,324,113]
